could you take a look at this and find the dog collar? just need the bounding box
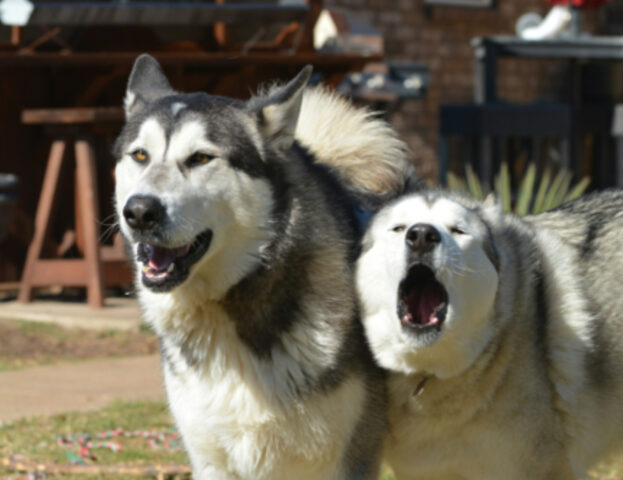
[413,376,430,397]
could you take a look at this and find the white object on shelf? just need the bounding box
[314,9,383,54]
[517,5,572,40]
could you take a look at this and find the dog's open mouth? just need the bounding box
[398,264,449,333]
[137,230,212,292]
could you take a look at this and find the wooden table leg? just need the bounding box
[18,140,66,303]
[213,0,229,48]
[75,139,104,308]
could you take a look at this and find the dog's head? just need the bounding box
[115,55,311,296]
[356,191,501,378]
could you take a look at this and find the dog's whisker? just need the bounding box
[99,223,120,243]
[99,213,119,227]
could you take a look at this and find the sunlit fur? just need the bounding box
[295,86,412,197]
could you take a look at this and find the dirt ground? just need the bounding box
[0,319,158,370]
[0,318,164,423]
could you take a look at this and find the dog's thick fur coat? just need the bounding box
[114,55,411,479]
[357,189,623,480]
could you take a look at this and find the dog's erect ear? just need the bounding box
[124,54,175,118]
[248,65,313,151]
[483,192,502,210]
[481,192,504,220]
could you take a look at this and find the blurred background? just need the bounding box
[1,1,623,478]
[1,0,623,294]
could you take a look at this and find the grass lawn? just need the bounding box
[0,400,396,480]
[1,400,621,480]
[0,400,189,480]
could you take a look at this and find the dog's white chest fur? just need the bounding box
[384,368,528,480]
[143,295,364,480]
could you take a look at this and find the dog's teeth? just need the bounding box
[167,263,175,273]
[142,264,150,273]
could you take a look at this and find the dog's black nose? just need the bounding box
[123,195,165,231]
[406,223,441,253]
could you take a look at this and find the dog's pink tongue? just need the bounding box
[411,285,442,325]
[148,244,190,271]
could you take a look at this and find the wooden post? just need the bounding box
[75,139,105,308]
[10,27,21,46]
[18,140,66,303]
[213,0,229,48]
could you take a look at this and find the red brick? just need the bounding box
[328,0,609,182]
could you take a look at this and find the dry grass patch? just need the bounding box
[0,319,157,371]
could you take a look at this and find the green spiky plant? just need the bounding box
[447,163,590,216]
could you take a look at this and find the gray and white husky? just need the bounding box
[114,54,411,479]
[357,188,623,479]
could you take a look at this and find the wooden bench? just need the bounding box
[18,107,132,308]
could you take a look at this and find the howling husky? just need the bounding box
[114,54,411,479]
[357,188,623,480]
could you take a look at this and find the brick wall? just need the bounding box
[325,0,607,181]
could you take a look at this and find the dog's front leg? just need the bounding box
[183,444,241,480]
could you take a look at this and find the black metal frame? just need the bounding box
[472,35,623,104]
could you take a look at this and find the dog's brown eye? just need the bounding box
[392,225,407,233]
[186,152,215,167]
[450,226,466,235]
[131,149,149,163]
